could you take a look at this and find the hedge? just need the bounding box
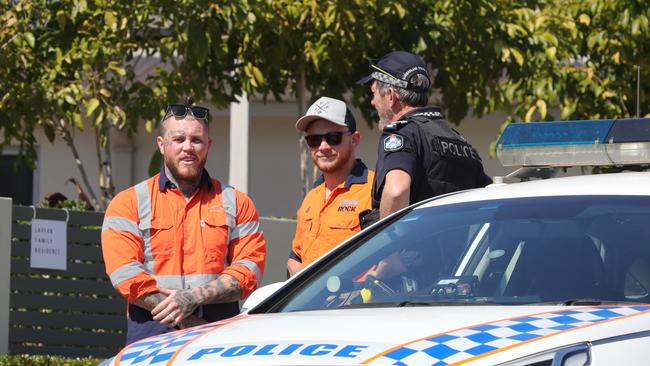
[0,355,101,366]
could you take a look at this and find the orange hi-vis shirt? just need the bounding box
[290,159,374,267]
[101,169,266,303]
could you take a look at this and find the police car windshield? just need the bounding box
[274,196,650,312]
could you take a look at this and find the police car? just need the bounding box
[105,119,650,366]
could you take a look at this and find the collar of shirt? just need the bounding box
[158,166,213,192]
[312,159,369,189]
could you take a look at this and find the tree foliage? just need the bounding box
[1,0,649,206]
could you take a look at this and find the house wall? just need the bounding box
[23,100,511,218]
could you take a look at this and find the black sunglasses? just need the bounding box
[304,131,352,148]
[165,104,210,121]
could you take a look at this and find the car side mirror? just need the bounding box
[240,282,285,313]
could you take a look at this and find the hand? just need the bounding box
[367,252,406,280]
[151,287,200,327]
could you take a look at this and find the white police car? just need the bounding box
[105,119,650,366]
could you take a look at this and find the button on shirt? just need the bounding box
[290,160,374,267]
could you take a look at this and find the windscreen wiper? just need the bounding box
[531,299,646,306]
[337,300,492,309]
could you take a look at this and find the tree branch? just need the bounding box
[58,122,101,211]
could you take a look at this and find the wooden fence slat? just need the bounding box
[10,344,121,359]
[13,207,68,222]
[67,227,102,244]
[10,328,124,347]
[10,294,125,314]
[67,210,105,227]
[12,242,105,262]
[10,224,30,240]
[10,311,125,331]
[11,258,108,278]
[11,277,119,298]
[11,206,37,221]
[12,206,103,226]
[12,224,101,244]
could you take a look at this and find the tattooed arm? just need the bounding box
[151,274,241,327]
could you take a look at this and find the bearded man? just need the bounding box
[287,96,374,276]
[101,97,266,344]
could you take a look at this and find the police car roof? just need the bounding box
[417,171,650,209]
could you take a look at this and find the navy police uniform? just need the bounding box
[372,106,491,209]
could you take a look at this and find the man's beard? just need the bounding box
[312,145,352,174]
[376,102,395,130]
[164,154,205,184]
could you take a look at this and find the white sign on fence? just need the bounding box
[30,219,67,270]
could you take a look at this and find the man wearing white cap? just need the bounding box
[287,96,374,276]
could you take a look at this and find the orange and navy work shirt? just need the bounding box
[101,169,266,303]
[290,159,374,267]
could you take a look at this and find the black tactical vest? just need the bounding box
[408,113,488,204]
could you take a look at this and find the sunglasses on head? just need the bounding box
[164,104,210,122]
[304,131,352,148]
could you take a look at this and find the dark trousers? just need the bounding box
[126,302,240,345]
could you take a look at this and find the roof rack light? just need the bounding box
[496,118,650,167]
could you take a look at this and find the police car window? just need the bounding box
[271,196,650,312]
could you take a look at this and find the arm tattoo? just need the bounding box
[193,274,241,304]
[175,289,201,315]
[134,292,166,311]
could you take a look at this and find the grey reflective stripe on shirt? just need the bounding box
[156,274,220,289]
[134,180,154,273]
[102,216,140,237]
[110,261,147,287]
[230,221,261,241]
[221,184,236,267]
[232,260,262,286]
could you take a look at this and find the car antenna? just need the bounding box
[636,65,641,118]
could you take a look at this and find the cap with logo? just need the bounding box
[356,51,431,92]
[295,96,357,132]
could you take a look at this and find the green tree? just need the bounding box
[1,0,162,210]
[0,0,250,209]
[3,0,649,208]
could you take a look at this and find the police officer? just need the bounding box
[357,51,491,221]
[356,51,491,283]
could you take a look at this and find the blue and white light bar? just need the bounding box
[496,118,650,167]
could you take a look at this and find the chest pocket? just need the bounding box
[148,217,174,259]
[201,210,230,265]
[327,217,359,231]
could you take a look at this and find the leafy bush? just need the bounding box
[0,355,101,366]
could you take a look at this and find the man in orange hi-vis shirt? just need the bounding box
[287,97,374,276]
[101,97,265,345]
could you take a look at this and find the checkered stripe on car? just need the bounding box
[366,306,650,366]
[117,322,224,365]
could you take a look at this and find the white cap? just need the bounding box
[295,96,356,132]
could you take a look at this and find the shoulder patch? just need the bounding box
[384,134,404,152]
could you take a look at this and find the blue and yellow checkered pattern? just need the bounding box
[372,306,650,366]
[118,322,222,365]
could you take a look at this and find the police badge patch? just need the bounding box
[384,134,403,152]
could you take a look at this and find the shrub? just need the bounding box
[0,355,101,366]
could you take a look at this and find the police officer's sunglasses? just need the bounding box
[304,131,352,148]
[164,104,210,122]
